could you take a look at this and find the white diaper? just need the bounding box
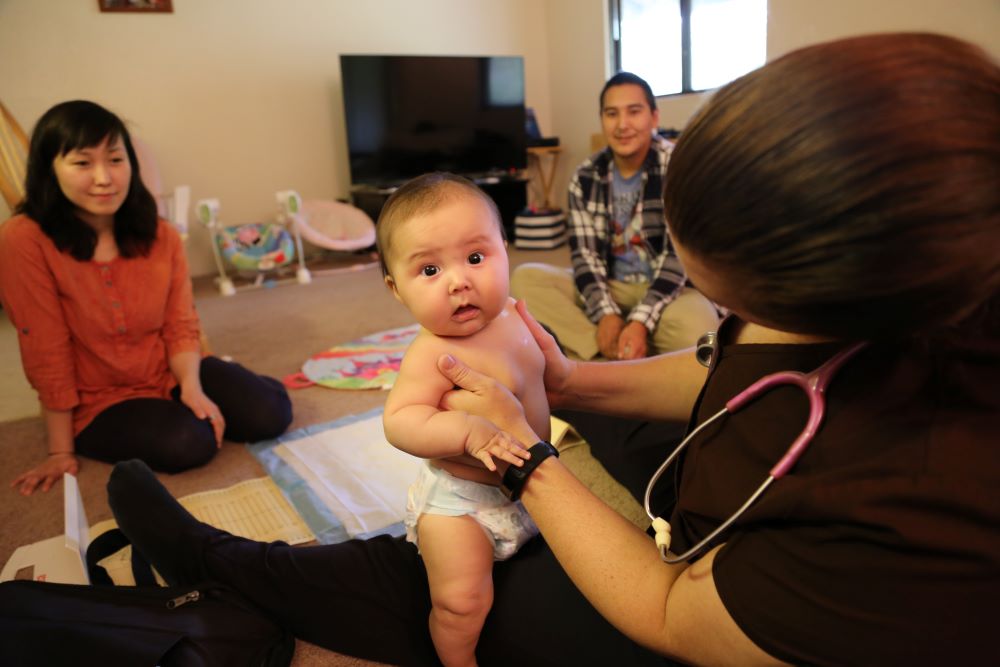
[404,462,538,560]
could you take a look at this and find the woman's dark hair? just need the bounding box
[375,172,504,279]
[17,100,158,260]
[665,33,1000,342]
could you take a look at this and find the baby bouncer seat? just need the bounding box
[197,191,311,296]
[293,198,378,278]
[297,199,376,253]
[197,191,377,296]
[218,222,296,273]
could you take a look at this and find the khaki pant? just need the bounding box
[511,262,719,360]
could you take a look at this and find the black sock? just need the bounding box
[106,459,212,585]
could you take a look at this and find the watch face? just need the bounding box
[502,441,558,500]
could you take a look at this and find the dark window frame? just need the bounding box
[611,0,740,97]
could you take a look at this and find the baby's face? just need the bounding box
[386,194,509,337]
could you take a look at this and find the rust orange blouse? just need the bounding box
[0,215,202,435]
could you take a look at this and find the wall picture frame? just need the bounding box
[98,0,173,13]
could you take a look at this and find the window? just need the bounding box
[610,0,767,96]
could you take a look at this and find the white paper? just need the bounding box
[0,474,89,584]
[63,472,90,566]
[276,414,422,537]
[272,414,576,539]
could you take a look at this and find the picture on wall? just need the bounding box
[98,0,173,13]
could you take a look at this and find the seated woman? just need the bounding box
[96,33,995,665]
[0,100,293,495]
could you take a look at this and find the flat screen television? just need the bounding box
[340,54,527,187]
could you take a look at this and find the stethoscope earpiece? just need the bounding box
[651,517,672,560]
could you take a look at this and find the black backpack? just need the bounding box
[0,529,294,666]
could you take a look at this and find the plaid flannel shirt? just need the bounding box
[567,135,686,331]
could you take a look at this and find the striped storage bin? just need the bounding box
[514,209,568,249]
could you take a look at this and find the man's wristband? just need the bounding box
[500,441,559,501]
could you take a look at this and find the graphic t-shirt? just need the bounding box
[610,166,651,283]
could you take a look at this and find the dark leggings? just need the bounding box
[106,458,671,667]
[105,409,689,666]
[200,535,672,666]
[76,357,292,473]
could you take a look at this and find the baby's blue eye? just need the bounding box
[421,265,439,277]
[468,252,484,265]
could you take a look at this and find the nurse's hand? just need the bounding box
[438,354,538,446]
[514,300,578,409]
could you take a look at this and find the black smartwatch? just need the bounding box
[500,440,559,501]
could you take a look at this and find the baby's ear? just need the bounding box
[384,275,403,303]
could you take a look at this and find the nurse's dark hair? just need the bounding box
[18,100,158,260]
[375,172,504,279]
[665,33,1000,342]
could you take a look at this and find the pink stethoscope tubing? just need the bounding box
[644,341,868,564]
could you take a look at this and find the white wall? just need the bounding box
[0,0,553,276]
[2,0,998,274]
[546,0,1000,208]
[539,0,609,212]
[766,0,1000,59]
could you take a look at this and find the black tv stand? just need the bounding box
[351,175,528,238]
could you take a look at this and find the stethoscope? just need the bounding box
[645,334,868,564]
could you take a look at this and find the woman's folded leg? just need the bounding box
[77,400,217,473]
[197,356,293,442]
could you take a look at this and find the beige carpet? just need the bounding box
[0,245,643,666]
[0,314,38,423]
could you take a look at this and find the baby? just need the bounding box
[379,172,551,667]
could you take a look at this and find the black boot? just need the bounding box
[106,459,213,586]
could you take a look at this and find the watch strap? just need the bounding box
[500,440,559,501]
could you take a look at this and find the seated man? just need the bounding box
[512,72,718,360]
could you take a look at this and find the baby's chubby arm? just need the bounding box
[383,333,530,471]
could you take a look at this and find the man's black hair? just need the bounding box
[599,72,657,112]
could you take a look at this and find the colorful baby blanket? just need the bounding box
[284,324,420,390]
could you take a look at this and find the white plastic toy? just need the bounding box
[275,190,313,286]
[196,198,236,296]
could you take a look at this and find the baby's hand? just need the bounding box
[466,419,531,472]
